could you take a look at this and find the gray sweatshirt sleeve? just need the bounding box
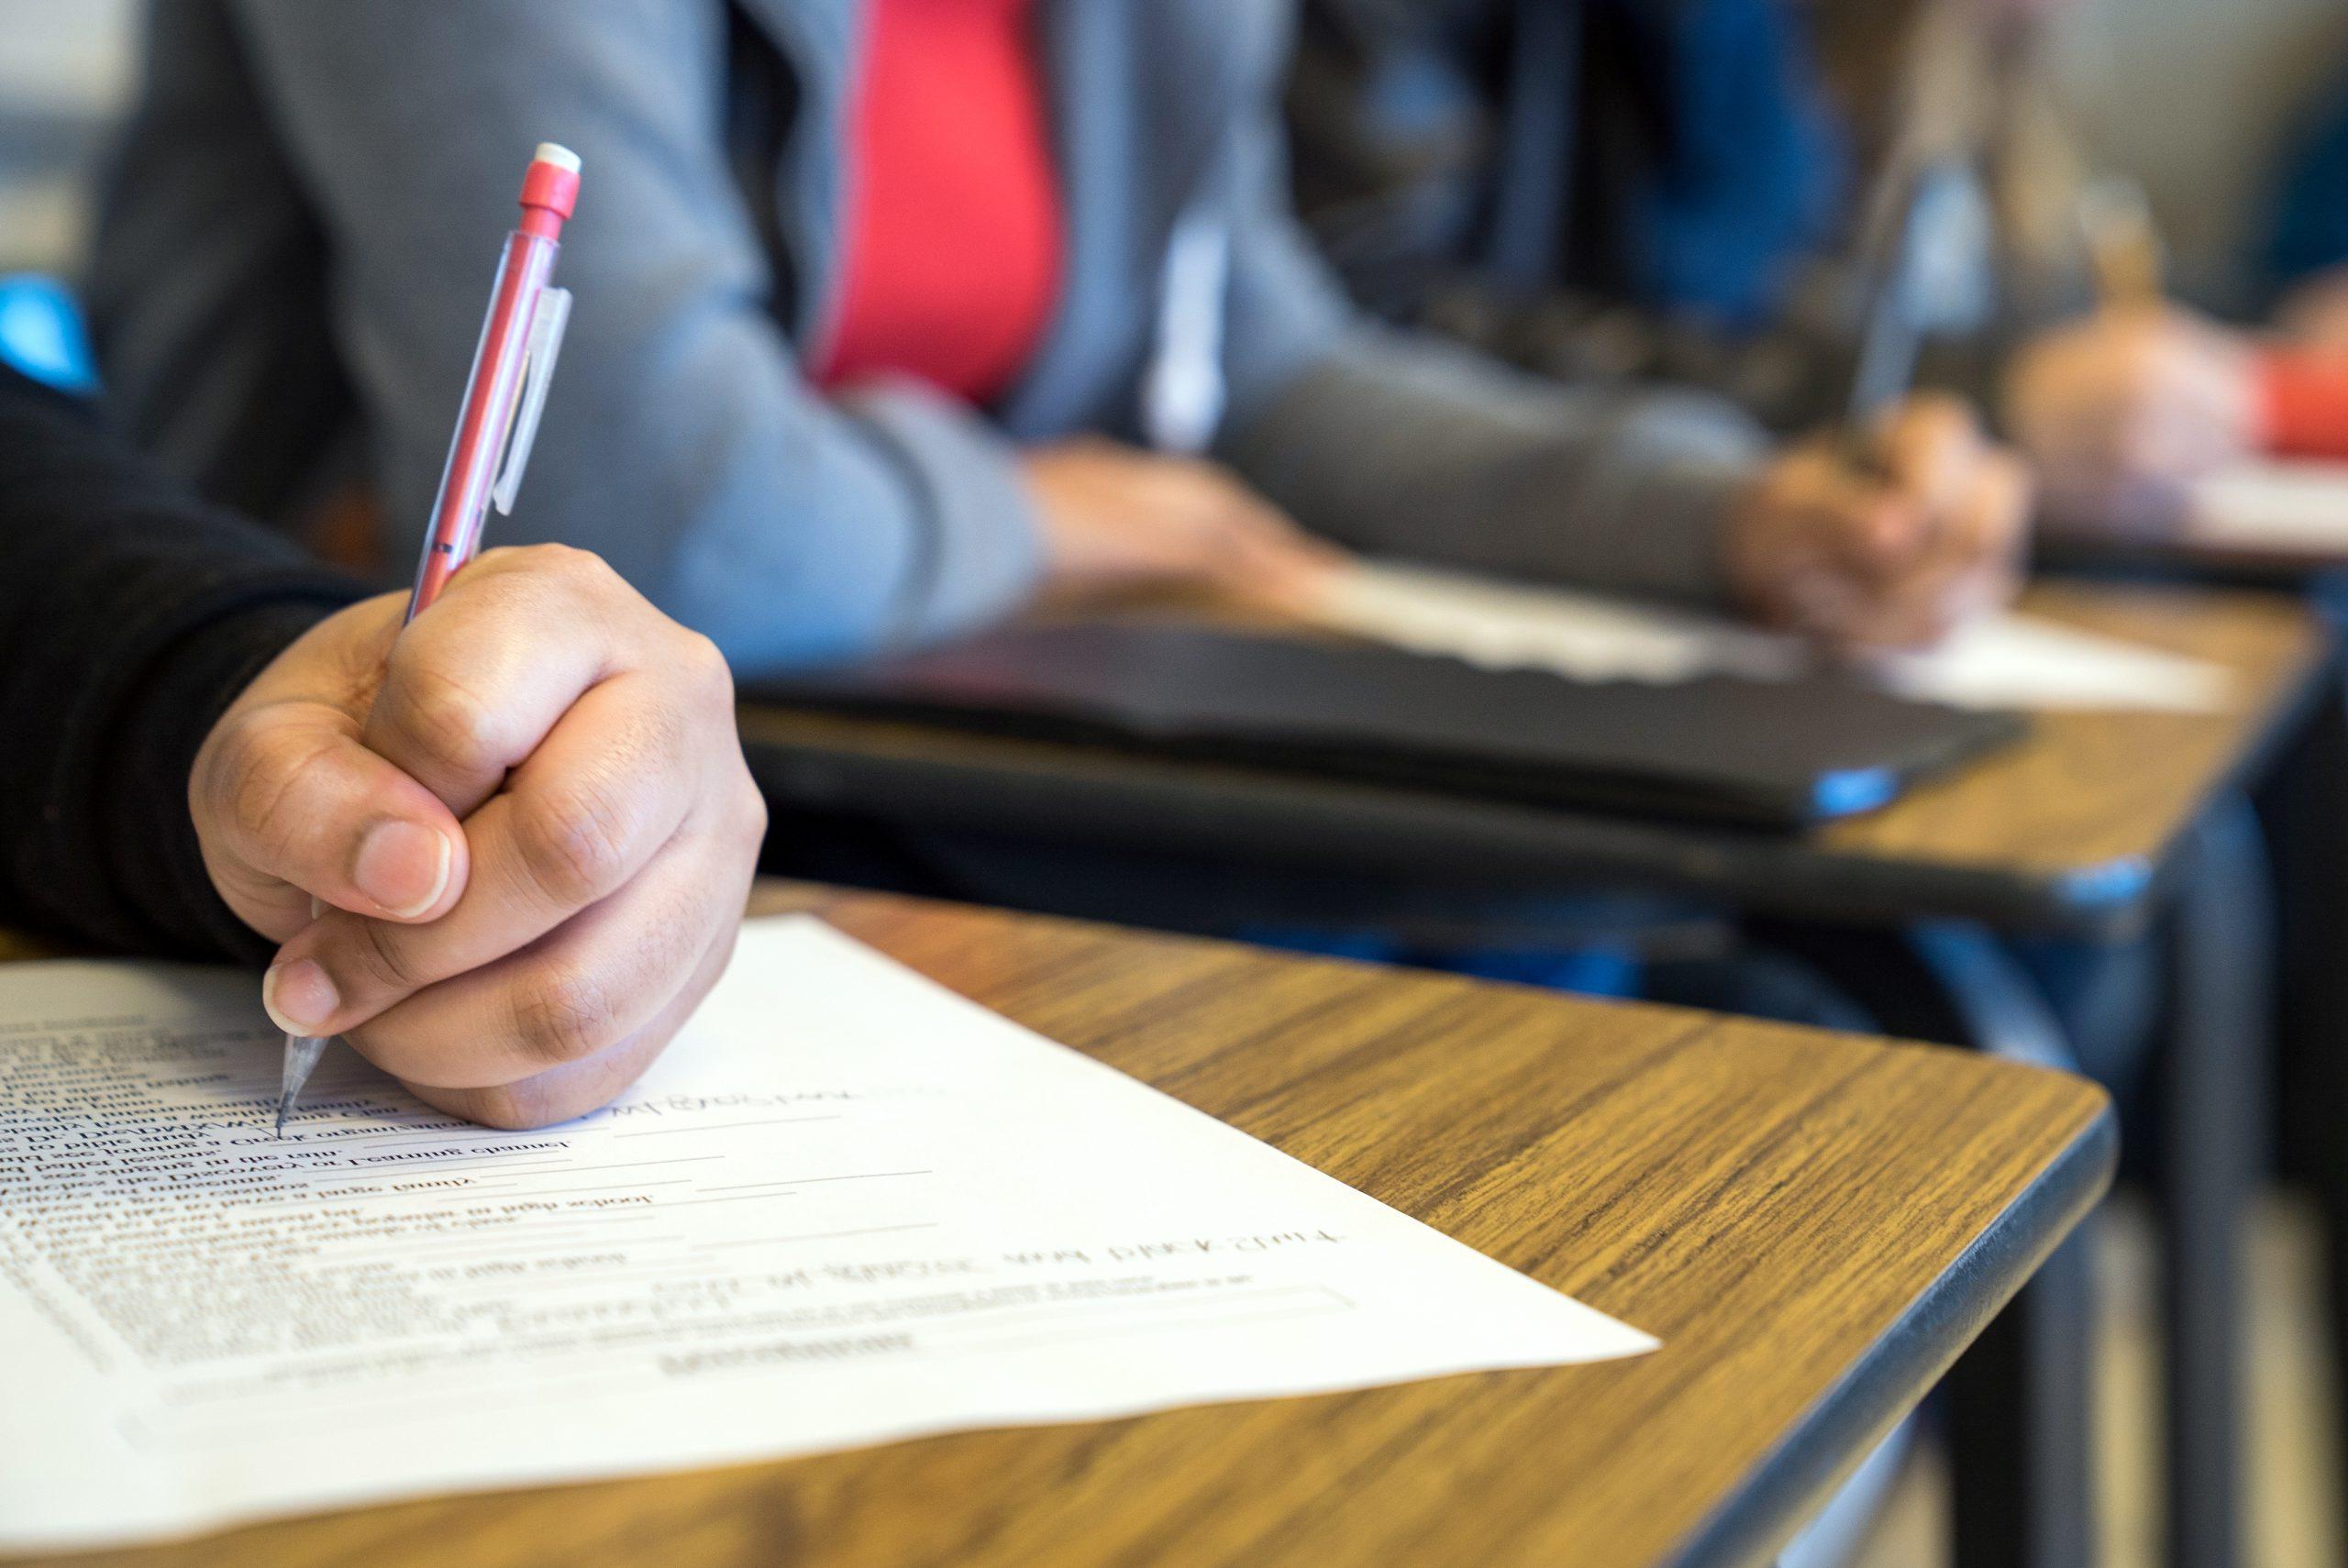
[223,0,1043,675]
[1210,80,1770,605]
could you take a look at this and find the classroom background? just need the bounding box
[6,0,2346,282]
[6,1,2348,1563]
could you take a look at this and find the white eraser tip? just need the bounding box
[534,143,582,174]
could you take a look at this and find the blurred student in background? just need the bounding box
[89,0,2024,679]
[2252,51,2348,446]
[1288,0,2311,537]
[1290,0,2216,1076]
[0,359,768,1130]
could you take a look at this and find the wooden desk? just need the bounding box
[12,884,2113,1568]
[1811,582,2319,904]
[739,581,2327,941]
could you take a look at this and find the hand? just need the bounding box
[191,545,767,1129]
[2002,306,2258,536]
[1022,436,1346,611]
[2276,266,2348,353]
[1727,395,2032,652]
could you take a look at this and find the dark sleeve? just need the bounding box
[1404,275,2023,440]
[2261,61,2348,304]
[0,368,363,959]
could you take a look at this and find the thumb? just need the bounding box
[1817,489,1927,584]
[1876,395,1978,513]
[192,700,471,942]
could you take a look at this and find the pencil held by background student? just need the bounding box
[1728,395,2029,653]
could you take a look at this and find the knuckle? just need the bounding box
[210,719,330,859]
[504,540,597,579]
[512,778,639,906]
[513,966,617,1066]
[737,778,770,845]
[526,542,620,597]
[470,545,623,623]
[468,544,538,580]
[393,662,506,768]
[720,779,770,866]
[349,915,433,994]
[674,629,735,701]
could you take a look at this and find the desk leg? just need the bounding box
[1944,1231,2099,1568]
[2156,795,2272,1568]
[1906,923,2101,1568]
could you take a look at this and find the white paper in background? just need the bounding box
[1309,561,2232,714]
[1868,612,2232,712]
[0,917,1653,1552]
[2188,460,2348,554]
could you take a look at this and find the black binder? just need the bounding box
[760,623,2026,829]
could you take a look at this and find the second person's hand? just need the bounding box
[1726,395,2032,654]
[2003,305,2257,536]
[1023,436,1347,613]
[192,545,768,1129]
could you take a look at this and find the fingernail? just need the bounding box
[263,959,339,1034]
[352,820,452,918]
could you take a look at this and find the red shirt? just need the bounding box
[2260,349,2348,461]
[815,0,1063,405]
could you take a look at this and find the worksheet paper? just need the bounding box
[0,917,1654,1551]
[2190,460,2348,553]
[1310,561,2232,713]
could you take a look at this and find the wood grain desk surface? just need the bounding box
[1809,580,2320,879]
[738,580,2327,935]
[17,884,2114,1568]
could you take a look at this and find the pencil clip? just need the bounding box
[492,286,572,516]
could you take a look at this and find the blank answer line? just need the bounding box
[507,1157,724,1176]
[138,1291,1346,1432]
[464,1261,720,1294]
[696,1169,932,1194]
[889,1285,1347,1338]
[139,1303,1293,1446]
[915,1303,1351,1363]
[141,1366,699,1448]
[694,1222,939,1250]
[334,1248,611,1269]
[615,1115,844,1138]
[334,1231,604,1261]
[188,1301,1354,1431]
[660,1193,798,1208]
[501,1179,693,1199]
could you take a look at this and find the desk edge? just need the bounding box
[1659,1095,2118,1568]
